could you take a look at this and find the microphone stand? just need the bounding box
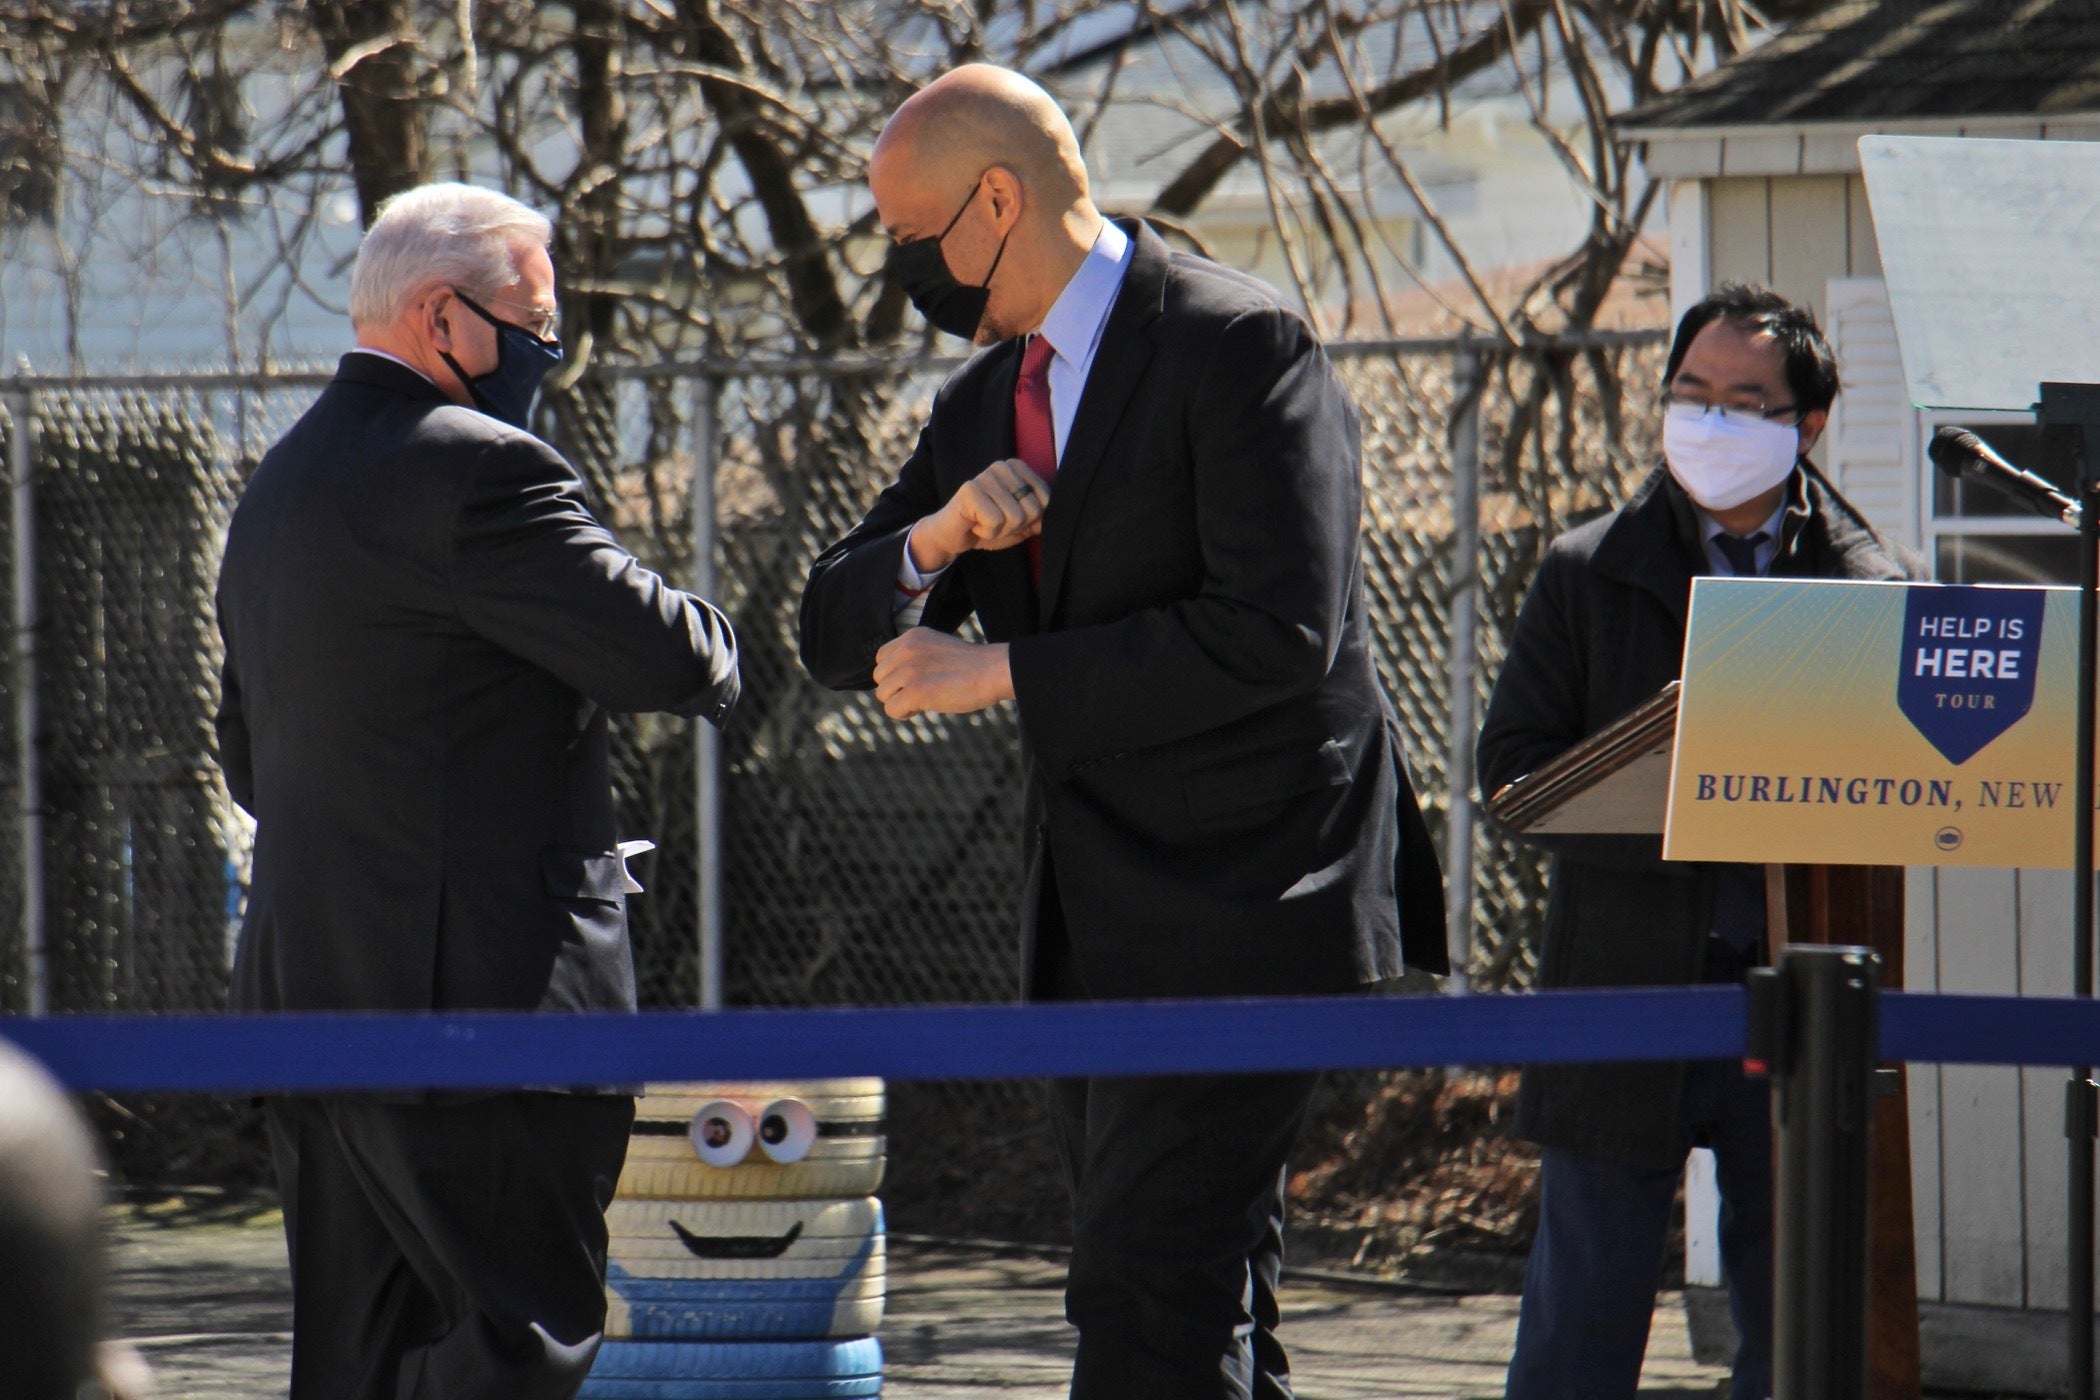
[2038,382,2100,1400]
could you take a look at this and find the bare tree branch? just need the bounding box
[1151,0,1552,219]
[305,0,429,225]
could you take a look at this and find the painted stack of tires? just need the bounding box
[582,1079,887,1399]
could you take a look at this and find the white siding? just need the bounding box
[1934,869,2027,1305]
[1919,864,2097,1314]
[1823,277,1922,548]
[2020,869,2075,1310]
[1668,182,1709,325]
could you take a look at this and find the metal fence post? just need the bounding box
[3,387,44,1016]
[1754,944,1880,1400]
[690,373,724,1010]
[1443,345,1484,993]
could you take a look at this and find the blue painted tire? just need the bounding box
[603,1283,883,1341]
[592,1338,880,1379]
[577,1379,880,1399]
[581,1337,883,1397]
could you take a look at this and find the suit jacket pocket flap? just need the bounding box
[1184,739,1350,821]
[543,847,625,903]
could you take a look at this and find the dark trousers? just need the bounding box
[1503,1058,1774,1400]
[1034,875,1320,1400]
[1047,1068,1319,1400]
[266,1091,634,1400]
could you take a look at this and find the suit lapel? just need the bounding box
[1591,466,1700,634]
[975,341,1021,485]
[1036,220,1168,629]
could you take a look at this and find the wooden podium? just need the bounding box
[1775,864,1922,1398]
[1491,685,1923,1398]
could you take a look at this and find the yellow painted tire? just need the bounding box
[622,1082,884,1200]
[607,1198,883,1279]
[615,1150,886,1202]
[634,1093,883,1126]
[638,1080,883,1109]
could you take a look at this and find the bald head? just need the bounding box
[873,65,1090,216]
[0,1042,107,1398]
[870,65,1104,343]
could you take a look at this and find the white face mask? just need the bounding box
[1662,405,1800,511]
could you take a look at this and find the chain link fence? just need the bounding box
[0,334,1663,1019]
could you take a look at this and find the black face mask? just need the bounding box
[886,179,1011,341]
[440,290,563,431]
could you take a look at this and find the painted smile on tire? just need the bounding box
[668,1218,804,1260]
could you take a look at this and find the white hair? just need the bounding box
[347,183,553,330]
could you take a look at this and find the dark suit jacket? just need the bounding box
[216,353,739,1014]
[799,220,1446,999]
[1477,463,1924,1166]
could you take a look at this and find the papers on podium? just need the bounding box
[1485,682,1678,836]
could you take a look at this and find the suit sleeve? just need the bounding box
[1004,308,1358,775]
[798,414,975,690]
[451,433,740,723]
[1475,545,1670,873]
[215,646,254,816]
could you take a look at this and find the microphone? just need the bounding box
[1928,426,2080,527]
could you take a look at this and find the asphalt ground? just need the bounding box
[103,1197,1734,1398]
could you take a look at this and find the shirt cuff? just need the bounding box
[893,523,949,629]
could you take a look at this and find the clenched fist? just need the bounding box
[873,628,1014,720]
[906,459,1051,574]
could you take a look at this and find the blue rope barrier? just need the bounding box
[1881,990,2100,1067]
[2,986,2092,1094]
[0,987,1746,1094]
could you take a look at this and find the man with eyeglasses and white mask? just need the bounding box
[215,182,739,1399]
[1477,282,1924,1400]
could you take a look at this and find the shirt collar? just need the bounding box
[1035,219,1132,365]
[1699,493,1789,549]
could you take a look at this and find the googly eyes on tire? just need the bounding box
[755,1098,817,1164]
[689,1100,755,1167]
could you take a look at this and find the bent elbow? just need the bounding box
[1188,614,1333,703]
[1232,617,1334,695]
[796,591,879,693]
[1281,621,1338,689]
[609,602,742,719]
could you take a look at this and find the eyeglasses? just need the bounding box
[1664,390,1800,429]
[455,289,560,343]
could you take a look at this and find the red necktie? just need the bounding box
[1013,334,1056,583]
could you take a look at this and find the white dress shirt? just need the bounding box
[895,220,1135,628]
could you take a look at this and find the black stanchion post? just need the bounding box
[2040,381,2100,1400]
[1752,944,1879,1400]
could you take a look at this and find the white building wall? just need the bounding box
[1823,277,1920,546]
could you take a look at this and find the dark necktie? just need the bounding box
[1713,530,1768,578]
[1707,528,1771,962]
[1013,335,1057,583]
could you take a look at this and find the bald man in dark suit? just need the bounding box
[799,66,1445,1400]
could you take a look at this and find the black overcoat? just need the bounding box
[216,354,739,1014]
[1477,462,1924,1167]
[799,220,1447,998]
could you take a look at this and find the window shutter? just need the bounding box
[1823,277,1921,547]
